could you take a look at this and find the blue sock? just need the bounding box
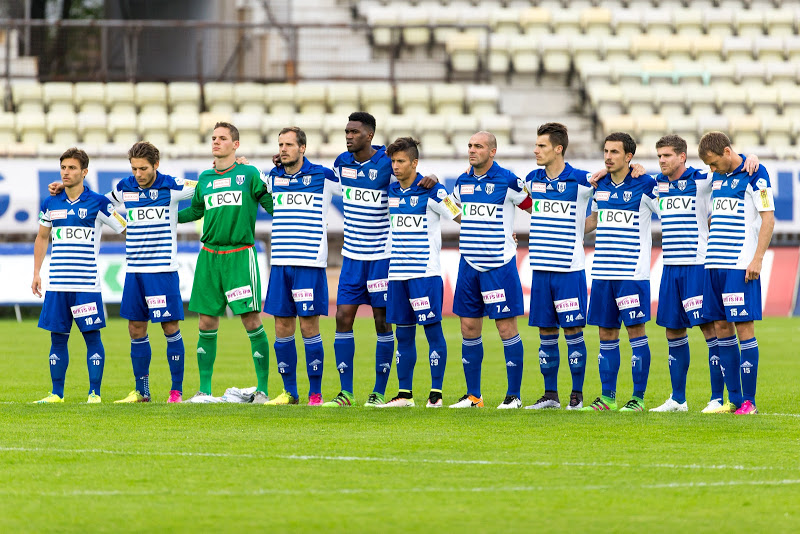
[333,331,355,394]
[630,335,651,399]
[462,336,484,398]
[503,334,524,398]
[718,335,742,406]
[565,331,587,392]
[424,322,447,391]
[667,335,690,404]
[49,332,69,398]
[83,330,105,396]
[396,325,417,392]
[130,335,151,397]
[706,337,724,401]
[539,333,560,392]
[304,334,324,396]
[598,339,620,399]
[274,335,298,398]
[165,329,185,392]
[373,331,394,395]
[739,337,759,405]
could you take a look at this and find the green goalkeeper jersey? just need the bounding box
[178,162,273,248]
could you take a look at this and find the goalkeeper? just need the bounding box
[178,122,274,403]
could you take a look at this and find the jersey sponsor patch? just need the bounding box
[460,184,475,196]
[291,288,314,302]
[615,294,640,310]
[658,183,669,193]
[712,180,723,190]
[213,178,231,189]
[342,186,383,206]
[481,289,506,304]
[183,179,197,188]
[226,286,253,302]
[274,177,290,186]
[760,188,772,209]
[391,214,424,230]
[436,188,447,199]
[595,191,610,202]
[461,202,498,220]
[597,209,636,227]
[388,198,400,208]
[530,183,546,193]
[341,167,358,179]
[722,292,745,307]
[410,296,431,311]
[367,278,388,293]
[204,191,243,209]
[274,192,315,208]
[658,196,693,214]
[127,206,168,223]
[51,226,94,244]
[711,197,739,215]
[70,302,98,318]
[682,295,703,312]
[531,199,573,219]
[49,209,68,220]
[554,297,580,313]
[443,196,460,217]
[123,192,140,202]
[146,295,167,309]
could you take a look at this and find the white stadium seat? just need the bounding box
[167,82,201,114]
[15,111,47,145]
[135,82,168,115]
[204,82,236,115]
[265,84,296,115]
[327,84,361,117]
[396,83,431,115]
[74,82,106,114]
[295,84,328,115]
[78,112,109,145]
[43,82,75,113]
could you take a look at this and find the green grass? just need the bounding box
[1,316,799,533]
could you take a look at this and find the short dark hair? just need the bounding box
[127,141,160,166]
[698,131,732,157]
[655,135,687,155]
[279,126,307,147]
[537,122,569,156]
[386,136,420,160]
[60,147,89,169]
[604,132,636,156]
[214,121,239,142]
[348,111,376,132]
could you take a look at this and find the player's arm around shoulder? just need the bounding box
[178,170,210,223]
[507,172,532,213]
[245,164,273,215]
[168,174,198,202]
[96,194,127,234]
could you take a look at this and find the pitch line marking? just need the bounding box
[0,447,789,472]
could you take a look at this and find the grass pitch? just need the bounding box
[1,316,799,533]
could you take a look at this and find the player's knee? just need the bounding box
[160,320,179,336]
[562,326,582,336]
[335,309,354,331]
[496,319,519,340]
[128,321,148,339]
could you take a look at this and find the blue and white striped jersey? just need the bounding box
[525,163,593,272]
[452,162,528,272]
[333,146,393,260]
[388,175,460,281]
[108,172,196,273]
[591,173,659,280]
[656,167,711,266]
[706,158,774,270]
[39,188,127,292]
[267,158,338,268]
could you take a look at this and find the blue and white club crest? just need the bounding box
[731,179,739,188]
[149,189,158,200]
[410,196,418,207]
[78,208,87,219]
[236,175,245,185]
[369,169,378,181]
[302,175,311,186]
[485,183,495,195]
[557,182,566,193]
[677,180,687,190]
[623,191,632,202]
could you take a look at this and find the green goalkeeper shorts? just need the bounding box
[189,244,263,316]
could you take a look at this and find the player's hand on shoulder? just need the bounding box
[48,181,64,196]
[272,153,281,167]
[630,163,646,178]
[589,169,607,188]
[419,174,439,189]
[743,153,760,176]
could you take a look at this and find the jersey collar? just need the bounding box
[277,157,312,178]
[398,173,423,192]
[469,161,500,179]
[726,154,747,177]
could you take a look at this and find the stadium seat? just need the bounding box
[167,82,201,114]
[603,36,631,64]
[322,114,345,151]
[263,114,296,148]
[296,84,328,115]
[662,38,693,63]
[734,10,765,38]
[755,36,786,63]
[417,114,454,157]
[138,112,171,147]
[785,36,800,63]
[490,8,521,35]
[767,61,798,88]
[654,85,687,116]
[396,83,431,115]
[15,111,47,145]
[762,116,795,149]
[674,8,705,36]
[199,112,231,137]
[540,35,571,75]
[78,113,109,145]
[233,82,267,115]
[460,6,491,39]
[687,86,717,116]
[716,85,750,115]
[465,85,499,115]
[327,84,361,116]
[230,111,264,148]
[600,114,635,137]
[11,81,44,113]
[581,7,612,36]
[624,86,656,116]
[366,5,396,47]
[697,115,730,137]
[692,35,723,62]
[734,60,768,88]
[667,115,699,147]
[612,9,642,38]
[588,83,625,118]
[43,82,75,114]
[383,114,417,146]
[729,115,762,147]
[631,35,663,62]
[135,82,168,115]
[430,83,464,115]
[520,7,552,35]
[747,86,780,117]
[722,36,754,63]
[479,114,512,147]
[551,9,581,36]
[704,8,735,37]
[447,114,479,152]
[265,84,297,115]
[169,112,201,146]
[702,60,736,86]
[292,114,326,153]
[74,82,106,114]
[446,33,481,73]
[779,86,800,116]
[429,4,460,45]
[204,82,236,115]
[510,33,539,74]
[487,33,512,74]
[105,82,136,115]
[360,82,394,115]
[401,5,431,46]
[107,112,138,146]
[0,111,17,144]
[571,35,602,71]
[642,8,674,36]
[763,8,796,38]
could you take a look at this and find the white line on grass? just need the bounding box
[0,447,788,472]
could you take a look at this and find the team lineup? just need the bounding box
[31,112,775,414]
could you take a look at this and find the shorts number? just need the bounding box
[496,305,501,313]
[85,318,92,325]
[629,311,636,319]
[730,309,738,317]
[302,303,307,311]
[693,311,700,319]
[565,314,574,323]
[418,314,426,322]
[153,310,161,318]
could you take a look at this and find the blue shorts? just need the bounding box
[120,271,184,323]
[265,265,329,317]
[588,279,651,329]
[702,268,762,323]
[528,270,587,328]
[387,276,444,326]
[453,258,524,319]
[657,264,707,329]
[38,291,106,333]
[336,257,389,308]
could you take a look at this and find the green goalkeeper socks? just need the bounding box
[197,329,218,394]
[248,325,270,394]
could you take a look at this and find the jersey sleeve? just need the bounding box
[38,198,52,227]
[250,169,273,215]
[451,178,462,203]
[428,184,460,221]
[644,179,660,215]
[171,176,198,202]
[178,178,206,223]
[324,167,342,196]
[506,174,529,206]
[748,168,775,212]
[108,180,125,204]
[97,199,127,234]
